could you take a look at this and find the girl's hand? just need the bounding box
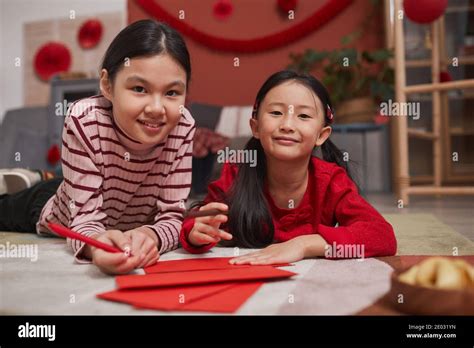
[229,237,307,265]
[91,228,159,274]
[91,229,138,275]
[123,227,160,269]
[188,202,232,246]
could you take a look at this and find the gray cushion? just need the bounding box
[187,103,222,130]
[0,107,50,169]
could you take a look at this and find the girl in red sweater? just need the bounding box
[180,70,397,264]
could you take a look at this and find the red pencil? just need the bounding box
[184,208,228,219]
[48,222,123,254]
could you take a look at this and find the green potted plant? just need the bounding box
[287,0,394,124]
[288,46,394,124]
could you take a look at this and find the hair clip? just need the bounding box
[326,105,334,123]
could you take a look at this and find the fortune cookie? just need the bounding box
[399,257,474,290]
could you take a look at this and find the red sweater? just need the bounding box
[180,157,397,258]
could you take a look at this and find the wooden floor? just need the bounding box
[367,194,474,242]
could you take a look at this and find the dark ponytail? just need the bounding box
[321,138,353,178]
[225,138,274,248]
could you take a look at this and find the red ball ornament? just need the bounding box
[78,19,103,49]
[34,42,71,81]
[47,144,61,166]
[403,0,448,24]
[278,0,298,14]
[213,0,233,20]
[374,109,389,125]
[439,71,452,83]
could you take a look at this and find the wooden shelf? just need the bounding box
[404,79,474,94]
[406,56,474,68]
[408,92,474,101]
[452,164,474,174]
[446,175,474,183]
[411,174,474,184]
[407,186,474,195]
[445,5,474,13]
[407,128,438,140]
[388,0,474,203]
[450,128,474,136]
[410,175,433,184]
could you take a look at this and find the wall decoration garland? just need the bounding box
[135,0,353,53]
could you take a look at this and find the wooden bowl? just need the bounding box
[386,269,474,315]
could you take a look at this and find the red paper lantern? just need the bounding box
[403,0,448,24]
[34,42,71,81]
[374,109,389,125]
[213,0,233,20]
[278,0,298,14]
[47,144,61,166]
[439,71,452,83]
[78,19,103,49]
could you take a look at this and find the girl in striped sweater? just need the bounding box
[0,20,195,274]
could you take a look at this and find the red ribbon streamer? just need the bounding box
[134,0,353,53]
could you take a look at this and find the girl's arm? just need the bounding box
[229,233,329,265]
[180,162,237,253]
[232,163,397,265]
[59,110,108,263]
[143,123,196,254]
[317,166,397,258]
[300,234,328,257]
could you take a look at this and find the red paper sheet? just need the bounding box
[98,282,236,311]
[98,258,297,313]
[116,266,296,290]
[177,282,262,313]
[133,282,263,313]
[144,257,291,274]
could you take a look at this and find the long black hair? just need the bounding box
[223,70,354,248]
[101,19,191,85]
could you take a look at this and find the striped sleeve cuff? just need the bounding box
[68,223,105,263]
[144,221,180,254]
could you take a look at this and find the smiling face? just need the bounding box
[250,80,332,162]
[100,53,187,146]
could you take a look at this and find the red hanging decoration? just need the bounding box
[277,0,298,14]
[374,109,389,125]
[34,42,71,81]
[78,19,103,49]
[439,71,452,83]
[403,0,448,24]
[47,144,61,166]
[213,0,233,21]
[134,0,353,53]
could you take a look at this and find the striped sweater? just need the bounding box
[36,95,195,261]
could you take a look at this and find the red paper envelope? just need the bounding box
[175,282,263,313]
[133,282,264,313]
[144,257,291,274]
[117,266,296,290]
[97,282,236,311]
